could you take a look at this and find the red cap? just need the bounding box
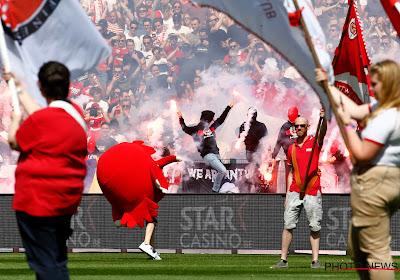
[91,102,100,108]
[287,107,298,123]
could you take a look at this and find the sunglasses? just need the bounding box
[230,45,238,49]
[174,5,181,8]
[114,71,122,74]
[130,26,138,30]
[210,18,219,22]
[144,42,151,45]
[139,9,147,12]
[329,29,337,32]
[119,39,125,42]
[122,105,131,108]
[294,124,307,128]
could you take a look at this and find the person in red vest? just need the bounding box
[271,109,327,269]
[7,61,87,280]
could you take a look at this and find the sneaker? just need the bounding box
[311,260,323,269]
[139,242,156,259]
[153,251,162,260]
[270,259,288,268]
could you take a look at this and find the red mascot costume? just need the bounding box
[97,141,179,228]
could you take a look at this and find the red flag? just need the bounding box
[380,0,400,38]
[333,0,372,105]
[0,0,111,106]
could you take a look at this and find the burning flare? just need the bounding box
[234,139,242,150]
[170,99,177,111]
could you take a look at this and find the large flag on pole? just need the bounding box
[191,0,334,119]
[380,0,400,38]
[333,0,372,105]
[0,0,111,106]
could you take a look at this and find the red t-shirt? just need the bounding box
[287,136,321,196]
[13,105,87,217]
[112,47,129,67]
[69,81,84,98]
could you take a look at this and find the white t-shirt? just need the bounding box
[362,107,400,167]
[125,34,142,51]
[85,100,109,113]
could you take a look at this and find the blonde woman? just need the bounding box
[316,60,400,280]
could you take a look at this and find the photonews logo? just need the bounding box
[325,262,400,272]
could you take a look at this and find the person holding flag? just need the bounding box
[317,60,400,280]
[7,62,87,280]
[271,109,327,269]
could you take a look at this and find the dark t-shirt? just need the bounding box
[208,29,228,60]
[123,51,144,78]
[94,137,118,157]
[227,24,250,48]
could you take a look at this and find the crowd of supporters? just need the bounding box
[0,0,398,164]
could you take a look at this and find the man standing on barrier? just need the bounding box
[177,100,234,193]
[271,109,326,269]
[271,107,299,191]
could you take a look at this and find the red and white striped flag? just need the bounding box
[380,0,400,38]
[0,0,111,106]
[191,0,334,119]
[333,0,372,105]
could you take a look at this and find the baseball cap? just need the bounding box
[91,103,100,108]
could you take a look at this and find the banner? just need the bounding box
[0,0,111,106]
[191,0,334,119]
[333,0,372,105]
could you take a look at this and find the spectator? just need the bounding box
[82,70,104,99]
[93,122,118,157]
[186,17,201,45]
[97,18,116,40]
[167,13,191,38]
[125,20,142,51]
[85,87,109,113]
[142,35,155,67]
[207,13,228,61]
[69,78,84,99]
[140,18,154,49]
[147,64,175,94]
[134,4,150,37]
[82,0,107,24]
[144,0,162,18]
[224,40,247,66]
[105,10,124,34]
[146,46,169,75]
[161,3,174,30]
[183,13,191,28]
[167,43,199,88]
[153,18,168,46]
[224,16,250,48]
[172,1,183,15]
[108,33,128,70]
[109,119,127,143]
[122,38,145,78]
[85,102,110,141]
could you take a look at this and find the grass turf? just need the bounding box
[1,253,400,279]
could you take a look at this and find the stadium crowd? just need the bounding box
[0,0,398,164]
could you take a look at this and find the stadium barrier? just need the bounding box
[1,194,400,254]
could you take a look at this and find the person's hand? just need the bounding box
[284,195,288,208]
[229,100,234,108]
[177,109,182,118]
[319,108,325,119]
[314,68,328,86]
[271,158,276,168]
[337,102,352,125]
[2,70,22,88]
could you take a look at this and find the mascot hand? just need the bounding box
[120,197,159,228]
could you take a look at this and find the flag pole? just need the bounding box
[0,22,21,115]
[293,0,355,177]
[292,0,355,196]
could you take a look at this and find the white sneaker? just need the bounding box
[153,251,162,260]
[139,242,156,259]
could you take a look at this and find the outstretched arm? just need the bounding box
[213,101,234,128]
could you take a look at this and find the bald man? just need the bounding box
[271,109,327,269]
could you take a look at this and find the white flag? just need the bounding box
[0,0,111,106]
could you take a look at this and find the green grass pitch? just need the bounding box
[1,253,400,279]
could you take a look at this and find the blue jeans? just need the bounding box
[16,211,73,280]
[203,153,227,192]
